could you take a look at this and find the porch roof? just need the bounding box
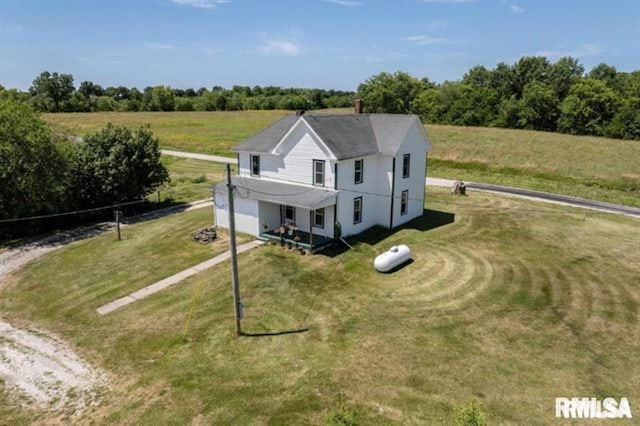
[215,176,338,210]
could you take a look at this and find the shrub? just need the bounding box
[455,399,487,426]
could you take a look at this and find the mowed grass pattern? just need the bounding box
[45,111,640,207]
[2,189,638,424]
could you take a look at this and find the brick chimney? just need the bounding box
[354,99,363,114]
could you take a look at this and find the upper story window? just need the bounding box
[354,159,363,184]
[313,159,325,186]
[250,154,260,177]
[402,154,411,178]
[401,190,409,216]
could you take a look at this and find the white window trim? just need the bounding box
[353,197,362,224]
[313,159,325,187]
[313,208,325,229]
[354,159,363,184]
[403,154,410,179]
[250,154,260,177]
[401,190,408,216]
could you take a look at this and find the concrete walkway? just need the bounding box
[96,240,264,315]
[161,149,236,164]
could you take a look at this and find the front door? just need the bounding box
[280,205,296,226]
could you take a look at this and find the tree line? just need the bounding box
[0,72,355,113]
[0,56,637,139]
[0,99,168,234]
[357,57,639,140]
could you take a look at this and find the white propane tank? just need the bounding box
[374,245,412,272]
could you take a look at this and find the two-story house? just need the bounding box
[214,109,433,252]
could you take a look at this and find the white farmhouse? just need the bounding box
[215,109,432,252]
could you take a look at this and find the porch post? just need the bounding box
[309,210,314,250]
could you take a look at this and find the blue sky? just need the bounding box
[1,0,638,91]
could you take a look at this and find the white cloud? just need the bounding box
[142,42,176,50]
[322,0,363,6]
[169,0,228,9]
[510,4,524,13]
[341,51,408,63]
[429,19,451,29]
[261,39,302,56]
[533,43,602,59]
[403,34,462,45]
[201,47,222,56]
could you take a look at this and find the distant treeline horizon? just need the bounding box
[0,55,638,139]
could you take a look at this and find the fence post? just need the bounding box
[115,210,121,241]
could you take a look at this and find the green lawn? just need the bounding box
[426,125,640,208]
[45,111,640,207]
[156,156,228,203]
[2,189,638,424]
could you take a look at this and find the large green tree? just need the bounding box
[357,71,426,113]
[606,96,640,140]
[0,99,69,219]
[558,78,618,136]
[548,57,584,99]
[69,124,169,207]
[29,71,75,112]
[512,56,552,98]
[518,82,559,131]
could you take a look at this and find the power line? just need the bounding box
[0,199,148,224]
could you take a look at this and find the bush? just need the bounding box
[455,399,487,426]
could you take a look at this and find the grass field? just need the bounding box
[44,111,640,207]
[157,156,227,203]
[2,189,638,424]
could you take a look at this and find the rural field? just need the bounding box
[157,156,227,204]
[1,188,638,424]
[45,111,640,207]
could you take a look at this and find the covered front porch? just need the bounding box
[221,175,339,253]
[259,227,335,252]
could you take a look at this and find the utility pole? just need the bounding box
[226,164,242,336]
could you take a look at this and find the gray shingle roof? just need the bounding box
[215,176,338,210]
[234,115,298,153]
[303,114,379,159]
[233,113,429,160]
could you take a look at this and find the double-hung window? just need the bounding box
[284,205,296,224]
[402,154,410,178]
[354,159,363,184]
[353,197,362,224]
[313,208,325,228]
[250,154,260,177]
[313,159,325,186]
[401,190,409,216]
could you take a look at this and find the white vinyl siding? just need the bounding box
[238,121,335,187]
